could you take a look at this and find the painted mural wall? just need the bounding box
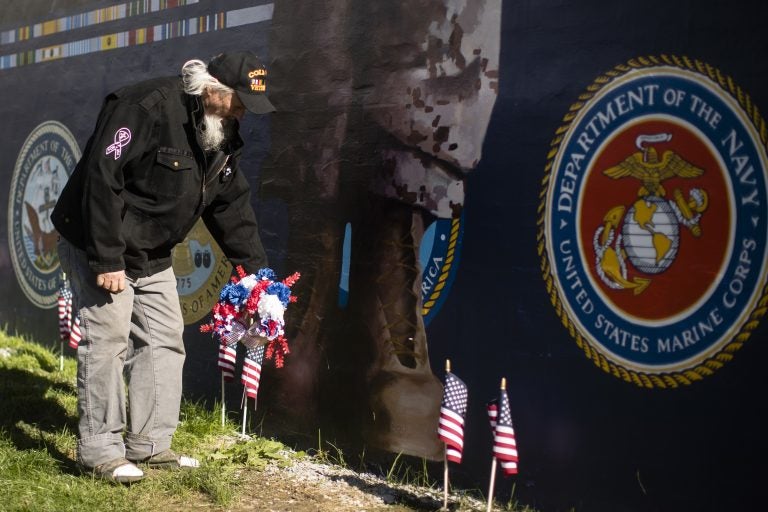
[2,1,767,511]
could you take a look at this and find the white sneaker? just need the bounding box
[178,455,200,468]
[136,449,200,469]
[93,458,144,484]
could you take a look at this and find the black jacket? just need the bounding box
[51,76,267,279]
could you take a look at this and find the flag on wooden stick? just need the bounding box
[438,368,469,463]
[487,385,519,475]
[486,378,519,512]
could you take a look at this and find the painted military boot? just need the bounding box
[350,195,444,461]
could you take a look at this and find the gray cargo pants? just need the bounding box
[57,237,186,469]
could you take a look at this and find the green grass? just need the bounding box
[0,330,295,512]
[0,330,539,512]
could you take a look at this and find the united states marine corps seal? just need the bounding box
[9,121,80,309]
[539,56,768,387]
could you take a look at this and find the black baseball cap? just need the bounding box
[207,51,276,114]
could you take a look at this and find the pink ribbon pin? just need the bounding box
[105,127,132,160]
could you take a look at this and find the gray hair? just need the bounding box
[181,59,233,96]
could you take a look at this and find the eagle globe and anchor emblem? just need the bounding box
[593,133,709,294]
[541,56,768,388]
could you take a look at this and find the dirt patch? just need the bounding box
[224,457,494,511]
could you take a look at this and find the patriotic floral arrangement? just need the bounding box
[200,266,300,368]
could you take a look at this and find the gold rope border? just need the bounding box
[537,54,768,388]
[422,217,461,316]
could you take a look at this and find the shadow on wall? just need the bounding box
[257,0,501,461]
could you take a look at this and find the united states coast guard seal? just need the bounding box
[9,121,81,309]
[539,56,768,387]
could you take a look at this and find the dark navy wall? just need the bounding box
[427,1,768,511]
[1,2,767,511]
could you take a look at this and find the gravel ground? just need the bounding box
[223,457,499,512]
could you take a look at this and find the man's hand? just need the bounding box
[96,271,127,293]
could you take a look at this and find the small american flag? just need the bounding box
[438,371,468,463]
[220,320,249,381]
[57,284,70,341]
[487,389,519,475]
[69,315,82,349]
[241,345,265,401]
[218,339,238,381]
[57,280,82,350]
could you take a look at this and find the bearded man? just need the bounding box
[51,51,275,483]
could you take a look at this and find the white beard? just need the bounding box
[200,113,226,151]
